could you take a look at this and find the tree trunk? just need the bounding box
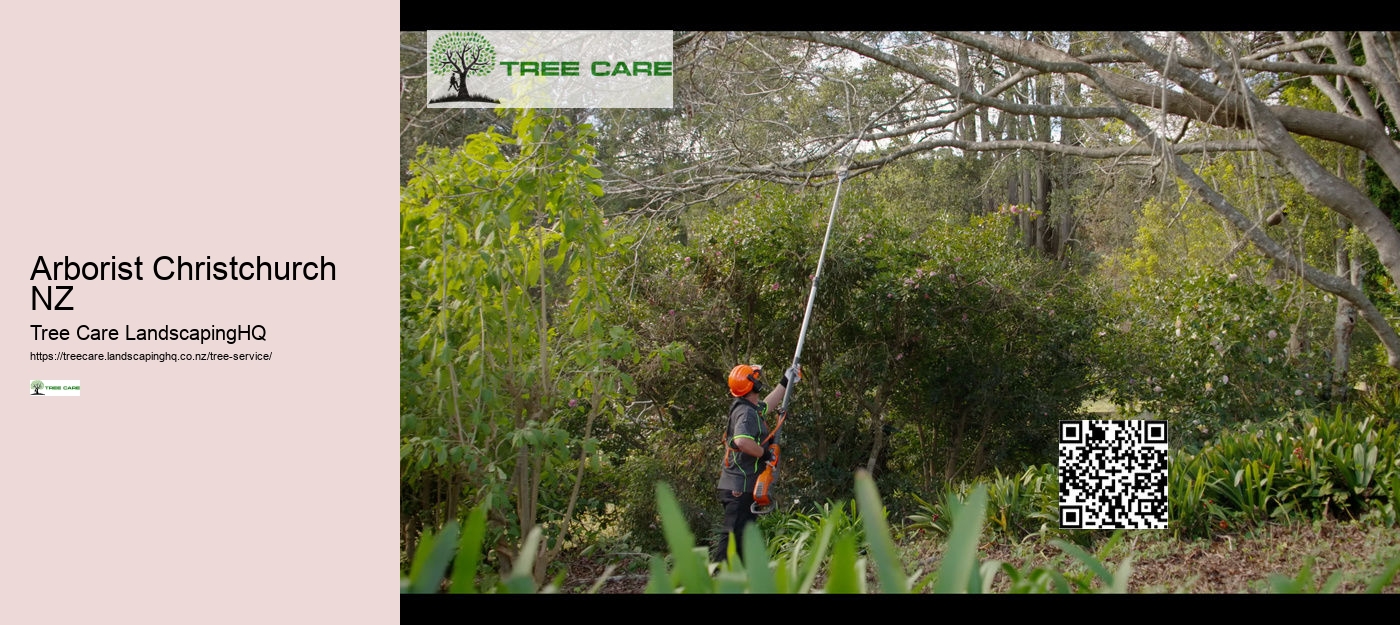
[943,406,969,482]
[402,514,419,572]
[862,376,893,475]
[1035,160,1051,255]
[957,45,977,142]
[445,470,459,524]
[1021,166,1035,248]
[1331,216,1357,401]
[916,420,932,494]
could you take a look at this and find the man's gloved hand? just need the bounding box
[759,444,776,466]
[782,364,802,389]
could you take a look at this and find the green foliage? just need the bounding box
[400,110,637,579]
[645,471,1136,594]
[1096,267,1331,435]
[1266,557,1346,594]
[905,407,1398,544]
[620,180,1101,519]
[403,463,1400,594]
[908,464,1059,544]
[400,500,562,594]
[1166,454,1225,539]
[984,465,1059,541]
[762,499,864,562]
[931,483,988,593]
[1095,154,1356,435]
[1169,409,1400,536]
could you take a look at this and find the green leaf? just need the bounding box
[655,482,711,593]
[977,560,1003,593]
[933,485,988,593]
[799,516,837,593]
[501,525,542,593]
[853,470,906,593]
[408,521,459,594]
[404,527,435,591]
[824,533,861,594]
[450,500,489,593]
[1053,539,1119,592]
[742,525,775,593]
[1366,554,1400,593]
[644,556,675,594]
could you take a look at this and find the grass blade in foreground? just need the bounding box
[853,469,908,593]
[655,482,712,593]
[742,525,776,593]
[450,500,489,593]
[933,484,988,594]
[824,533,860,594]
[408,521,460,594]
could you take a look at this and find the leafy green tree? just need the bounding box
[400,111,635,583]
[613,31,1400,369]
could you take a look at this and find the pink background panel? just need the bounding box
[0,2,399,622]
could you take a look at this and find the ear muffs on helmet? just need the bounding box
[728,364,764,397]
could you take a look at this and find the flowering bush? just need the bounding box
[1094,268,1331,439]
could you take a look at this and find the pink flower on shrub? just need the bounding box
[1267,329,1278,340]
[771,283,781,291]
[835,391,842,398]
[896,353,903,360]
[568,399,579,408]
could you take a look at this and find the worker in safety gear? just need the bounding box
[712,362,801,562]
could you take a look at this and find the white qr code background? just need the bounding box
[1059,420,1168,529]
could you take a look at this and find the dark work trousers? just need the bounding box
[713,488,758,563]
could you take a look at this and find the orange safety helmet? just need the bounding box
[728,364,764,397]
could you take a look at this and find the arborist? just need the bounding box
[709,163,852,564]
[713,362,800,562]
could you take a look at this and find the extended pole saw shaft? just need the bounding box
[751,167,851,516]
[780,167,848,416]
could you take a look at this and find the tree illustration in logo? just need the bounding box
[31,380,44,395]
[429,31,501,104]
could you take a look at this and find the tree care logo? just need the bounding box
[426,31,673,109]
[30,379,80,396]
[429,31,501,104]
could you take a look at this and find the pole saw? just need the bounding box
[751,164,851,515]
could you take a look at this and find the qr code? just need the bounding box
[1058,420,1168,529]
